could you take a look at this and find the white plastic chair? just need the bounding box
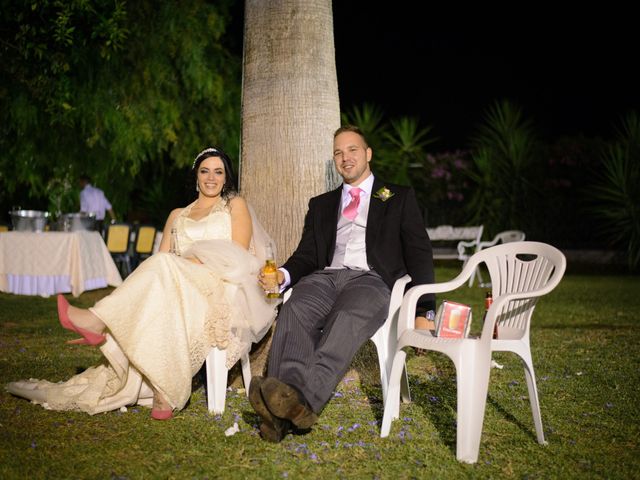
[205,346,252,414]
[204,274,413,414]
[280,274,412,405]
[380,242,566,463]
[458,229,526,287]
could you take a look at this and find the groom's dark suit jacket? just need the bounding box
[282,177,435,311]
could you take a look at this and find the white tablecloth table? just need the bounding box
[0,231,123,297]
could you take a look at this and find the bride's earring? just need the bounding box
[196,182,200,193]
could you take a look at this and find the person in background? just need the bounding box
[249,125,435,442]
[79,175,116,233]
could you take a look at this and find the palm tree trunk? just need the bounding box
[239,0,340,263]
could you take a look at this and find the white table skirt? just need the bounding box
[0,231,123,297]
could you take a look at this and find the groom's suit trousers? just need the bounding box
[267,268,390,413]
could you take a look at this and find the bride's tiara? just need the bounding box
[192,147,220,169]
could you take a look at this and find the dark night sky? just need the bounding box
[332,3,640,150]
[230,3,640,151]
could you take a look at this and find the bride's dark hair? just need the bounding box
[192,146,238,201]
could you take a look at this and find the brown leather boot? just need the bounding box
[248,376,291,443]
[260,377,318,429]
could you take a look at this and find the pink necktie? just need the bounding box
[343,187,362,221]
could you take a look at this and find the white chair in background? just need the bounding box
[458,229,526,287]
[380,241,566,463]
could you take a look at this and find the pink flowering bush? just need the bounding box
[416,150,473,227]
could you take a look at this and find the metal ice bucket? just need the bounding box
[58,212,97,231]
[9,210,50,232]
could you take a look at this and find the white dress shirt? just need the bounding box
[279,174,375,290]
[80,184,112,221]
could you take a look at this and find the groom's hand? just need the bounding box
[258,268,284,291]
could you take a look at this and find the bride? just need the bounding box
[6,147,278,419]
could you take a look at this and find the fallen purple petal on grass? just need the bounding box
[429,396,439,403]
[295,444,309,454]
[368,420,378,426]
[333,392,344,398]
[508,380,519,386]
[337,426,344,432]
[309,453,318,460]
[31,441,36,448]
[347,423,361,432]
[19,348,26,352]
[605,402,614,408]
[402,417,412,422]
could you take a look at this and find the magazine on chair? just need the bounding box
[435,300,472,338]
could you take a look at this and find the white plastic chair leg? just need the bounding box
[467,266,476,287]
[519,354,546,444]
[206,347,228,414]
[400,366,411,403]
[206,347,252,414]
[372,329,410,405]
[240,351,251,398]
[380,349,408,437]
[454,350,491,463]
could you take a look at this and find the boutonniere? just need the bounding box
[373,186,395,202]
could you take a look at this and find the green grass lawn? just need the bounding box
[1,267,638,479]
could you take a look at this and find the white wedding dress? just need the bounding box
[6,199,277,414]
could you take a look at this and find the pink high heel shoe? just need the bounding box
[151,409,173,420]
[57,294,106,346]
[151,393,173,420]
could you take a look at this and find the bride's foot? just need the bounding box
[151,392,173,420]
[57,295,106,346]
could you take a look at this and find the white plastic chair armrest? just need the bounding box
[389,274,411,311]
[477,237,500,249]
[397,259,480,335]
[457,239,479,259]
[457,239,477,249]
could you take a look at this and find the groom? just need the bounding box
[251,125,435,442]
